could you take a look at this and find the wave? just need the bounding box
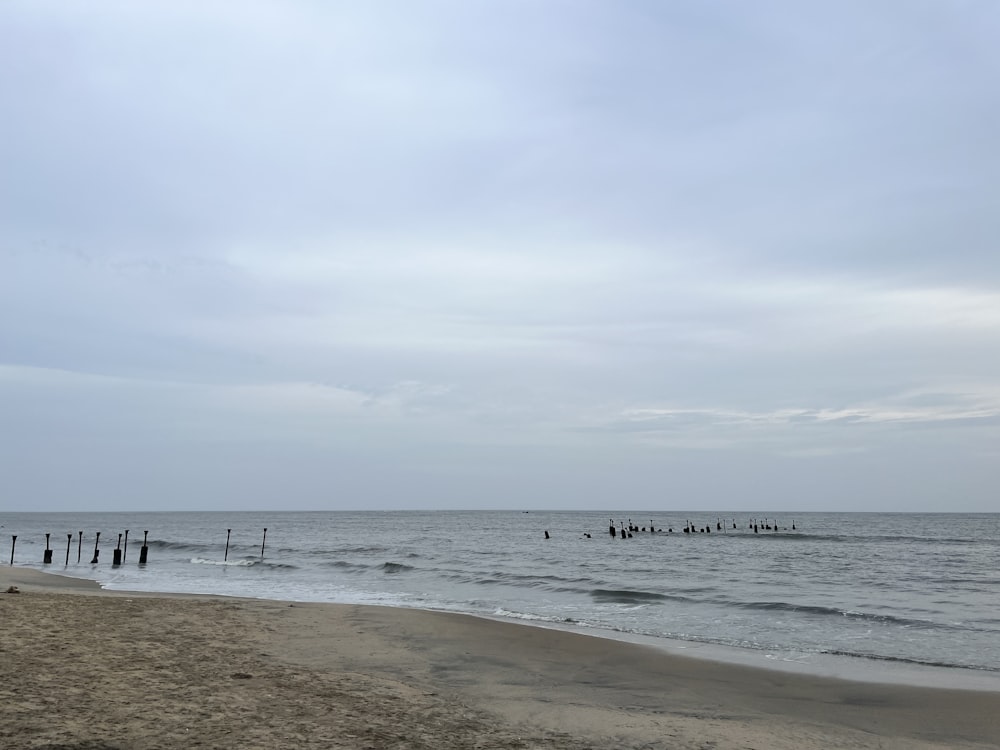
[191,557,256,567]
[732,600,992,632]
[189,557,299,570]
[337,545,393,554]
[491,608,579,624]
[482,612,1000,675]
[590,588,679,605]
[581,622,1000,674]
[769,533,983,546]
[282,545,398,558]
[381,562,414,574]
[480,605,1000,674]
[321,560,369,571]
[817,648,1000,674]
[148,539,217,553]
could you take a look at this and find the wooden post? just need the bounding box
[43,533,53,564]
[260,528,267,560]
[65,534,72,565]
[9,535,15,566]
[77,531,83,563]
[224,529,231,562]
[123,529,129,562]
[112,533,122,566]
[91,532,101,564]
[138,530,149,565]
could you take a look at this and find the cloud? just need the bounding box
[2,1,999,509]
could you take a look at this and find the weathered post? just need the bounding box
[138,530,149,565]
[260,528,267,560]
[43,533,53,564]
[65,534,72,565]
[112,533,122,566]
[224,529,231,562]
[123,529,129,562]
[9,535,16,566]
[77,531,83,563]
[91,532,101,564]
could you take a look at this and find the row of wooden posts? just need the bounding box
[8,530,150,567]
[602,518,796,538]
[8,528,270,566]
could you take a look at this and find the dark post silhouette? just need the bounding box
[91,532,101,564]
[138,530,149,565]
[9,535,16,565]
[112,533,122,566]
[260,528,267,560]
[544,530,550,539]
[123,530,129,562]
[77,531,83,563]
[65,534,72,565]
[43,533,53,564]
[224,529,231,562]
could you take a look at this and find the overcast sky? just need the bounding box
[2,1,998,512]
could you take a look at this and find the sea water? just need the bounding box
[4,510,999,690]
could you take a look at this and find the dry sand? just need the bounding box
[1,568,997,750]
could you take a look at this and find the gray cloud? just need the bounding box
[2,1,999,510]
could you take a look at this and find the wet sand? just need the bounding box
[1,568,997,749]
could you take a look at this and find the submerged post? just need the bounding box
[65,534,72,565]
[77,531,83,563]
[43,533,53,564]
[112,533,122,566]
[9,535,16,565]
[91,532,101,564]
[123,529,129,562]
[138,530,149,565]
[260,528,267,560]
[224,529,231,562]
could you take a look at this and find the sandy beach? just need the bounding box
[1,568,997,750]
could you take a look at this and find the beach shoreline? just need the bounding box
[2,567,998,749]
[10,563,1000,693]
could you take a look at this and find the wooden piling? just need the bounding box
[260,528,267,560]
[138,530,149,565]
[43,533,53,564]
[91,532,101,564]
[65,534,72,565]
[123,529,129,562]
[112,533,123,566]
[224,529,231,562]
[77,531,83,563]
[9,535,15,566]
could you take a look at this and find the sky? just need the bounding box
[2,1,999,512]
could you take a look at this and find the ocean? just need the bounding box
[4,510,999,691]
